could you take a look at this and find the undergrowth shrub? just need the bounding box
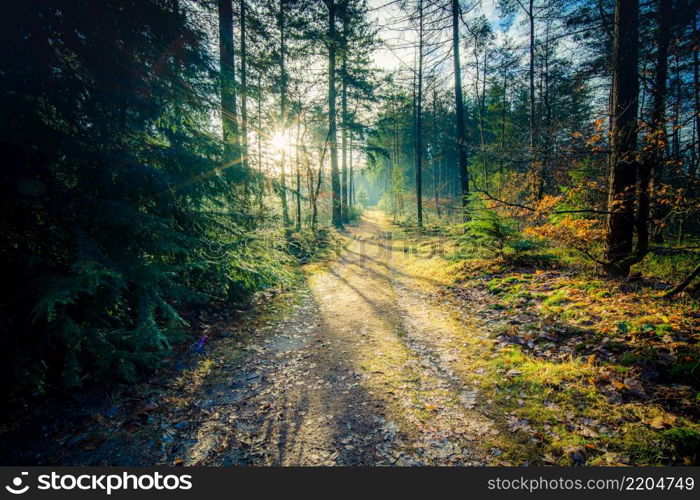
[347,204,365,222]
[455,210,552,266]
[285,229,338,264]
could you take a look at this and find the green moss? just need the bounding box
[541,289,571,309]
[662,427,700,459]
[665,349,700,385]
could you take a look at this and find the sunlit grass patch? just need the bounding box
[174,357,214,393]
[633,250,700,283]
[494,346,596,388]
[541,289,571,308]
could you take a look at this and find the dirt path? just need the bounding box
[2,210,501,466]
[174,209,497,466]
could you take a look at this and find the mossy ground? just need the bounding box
[393,220,699,465]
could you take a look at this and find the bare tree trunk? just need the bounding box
[341,24,349,224]
[415,0,424,228]
[672,52,681,160]
[432,86,440,218]
[240,0,248,171]
[452,0,469,220]
[279,0,290,227]
[641,0,672,253]
[542,19,552,199]
[257,70,264,217]
[218,0,237,159]
[680,9,700,243]
[528,0,539,200]
[313,144,325,231]
[327,0,341,228]
[499,63,507,194]
[392,101,399,220]
[349,132,354,207]
[295,119,302,230]
[605,0,639,276]
[474,44,488,189]
[239,0,250,207]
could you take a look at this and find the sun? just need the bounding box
[270,129,289,151]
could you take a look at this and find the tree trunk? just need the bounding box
[392,102,399,220]
[638,0,672,257]
[257,70,264,217]
[452,0,469,220]
[349,131,354,207]
[499,64,507,193]
[528,0,539,200]
[432,86,440,218]
[341,25,349,224]
[328,0,341,228]
[218,0,237,160]
[240,0,248,171]
[474,44,488,190]
[295,119,302,230]
[279,0,290,227]
[541,19,552,199]
[239,0,249,207]
[415,0,424,228]
[605,0,639,276]
[313,144,325,232]
[681,8,700,243]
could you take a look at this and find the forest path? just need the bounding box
[2,210,502,466]
[183,209,498,465]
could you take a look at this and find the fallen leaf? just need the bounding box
[611,379,628,391]
[645,414,676,430]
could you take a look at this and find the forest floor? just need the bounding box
[2,209,698,466]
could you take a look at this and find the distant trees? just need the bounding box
[214,0,378,230]
[339,0,378,224]
[367,0,697,278]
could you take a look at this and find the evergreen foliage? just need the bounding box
[0,0,286,400]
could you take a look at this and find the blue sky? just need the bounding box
[368,0,523,78]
